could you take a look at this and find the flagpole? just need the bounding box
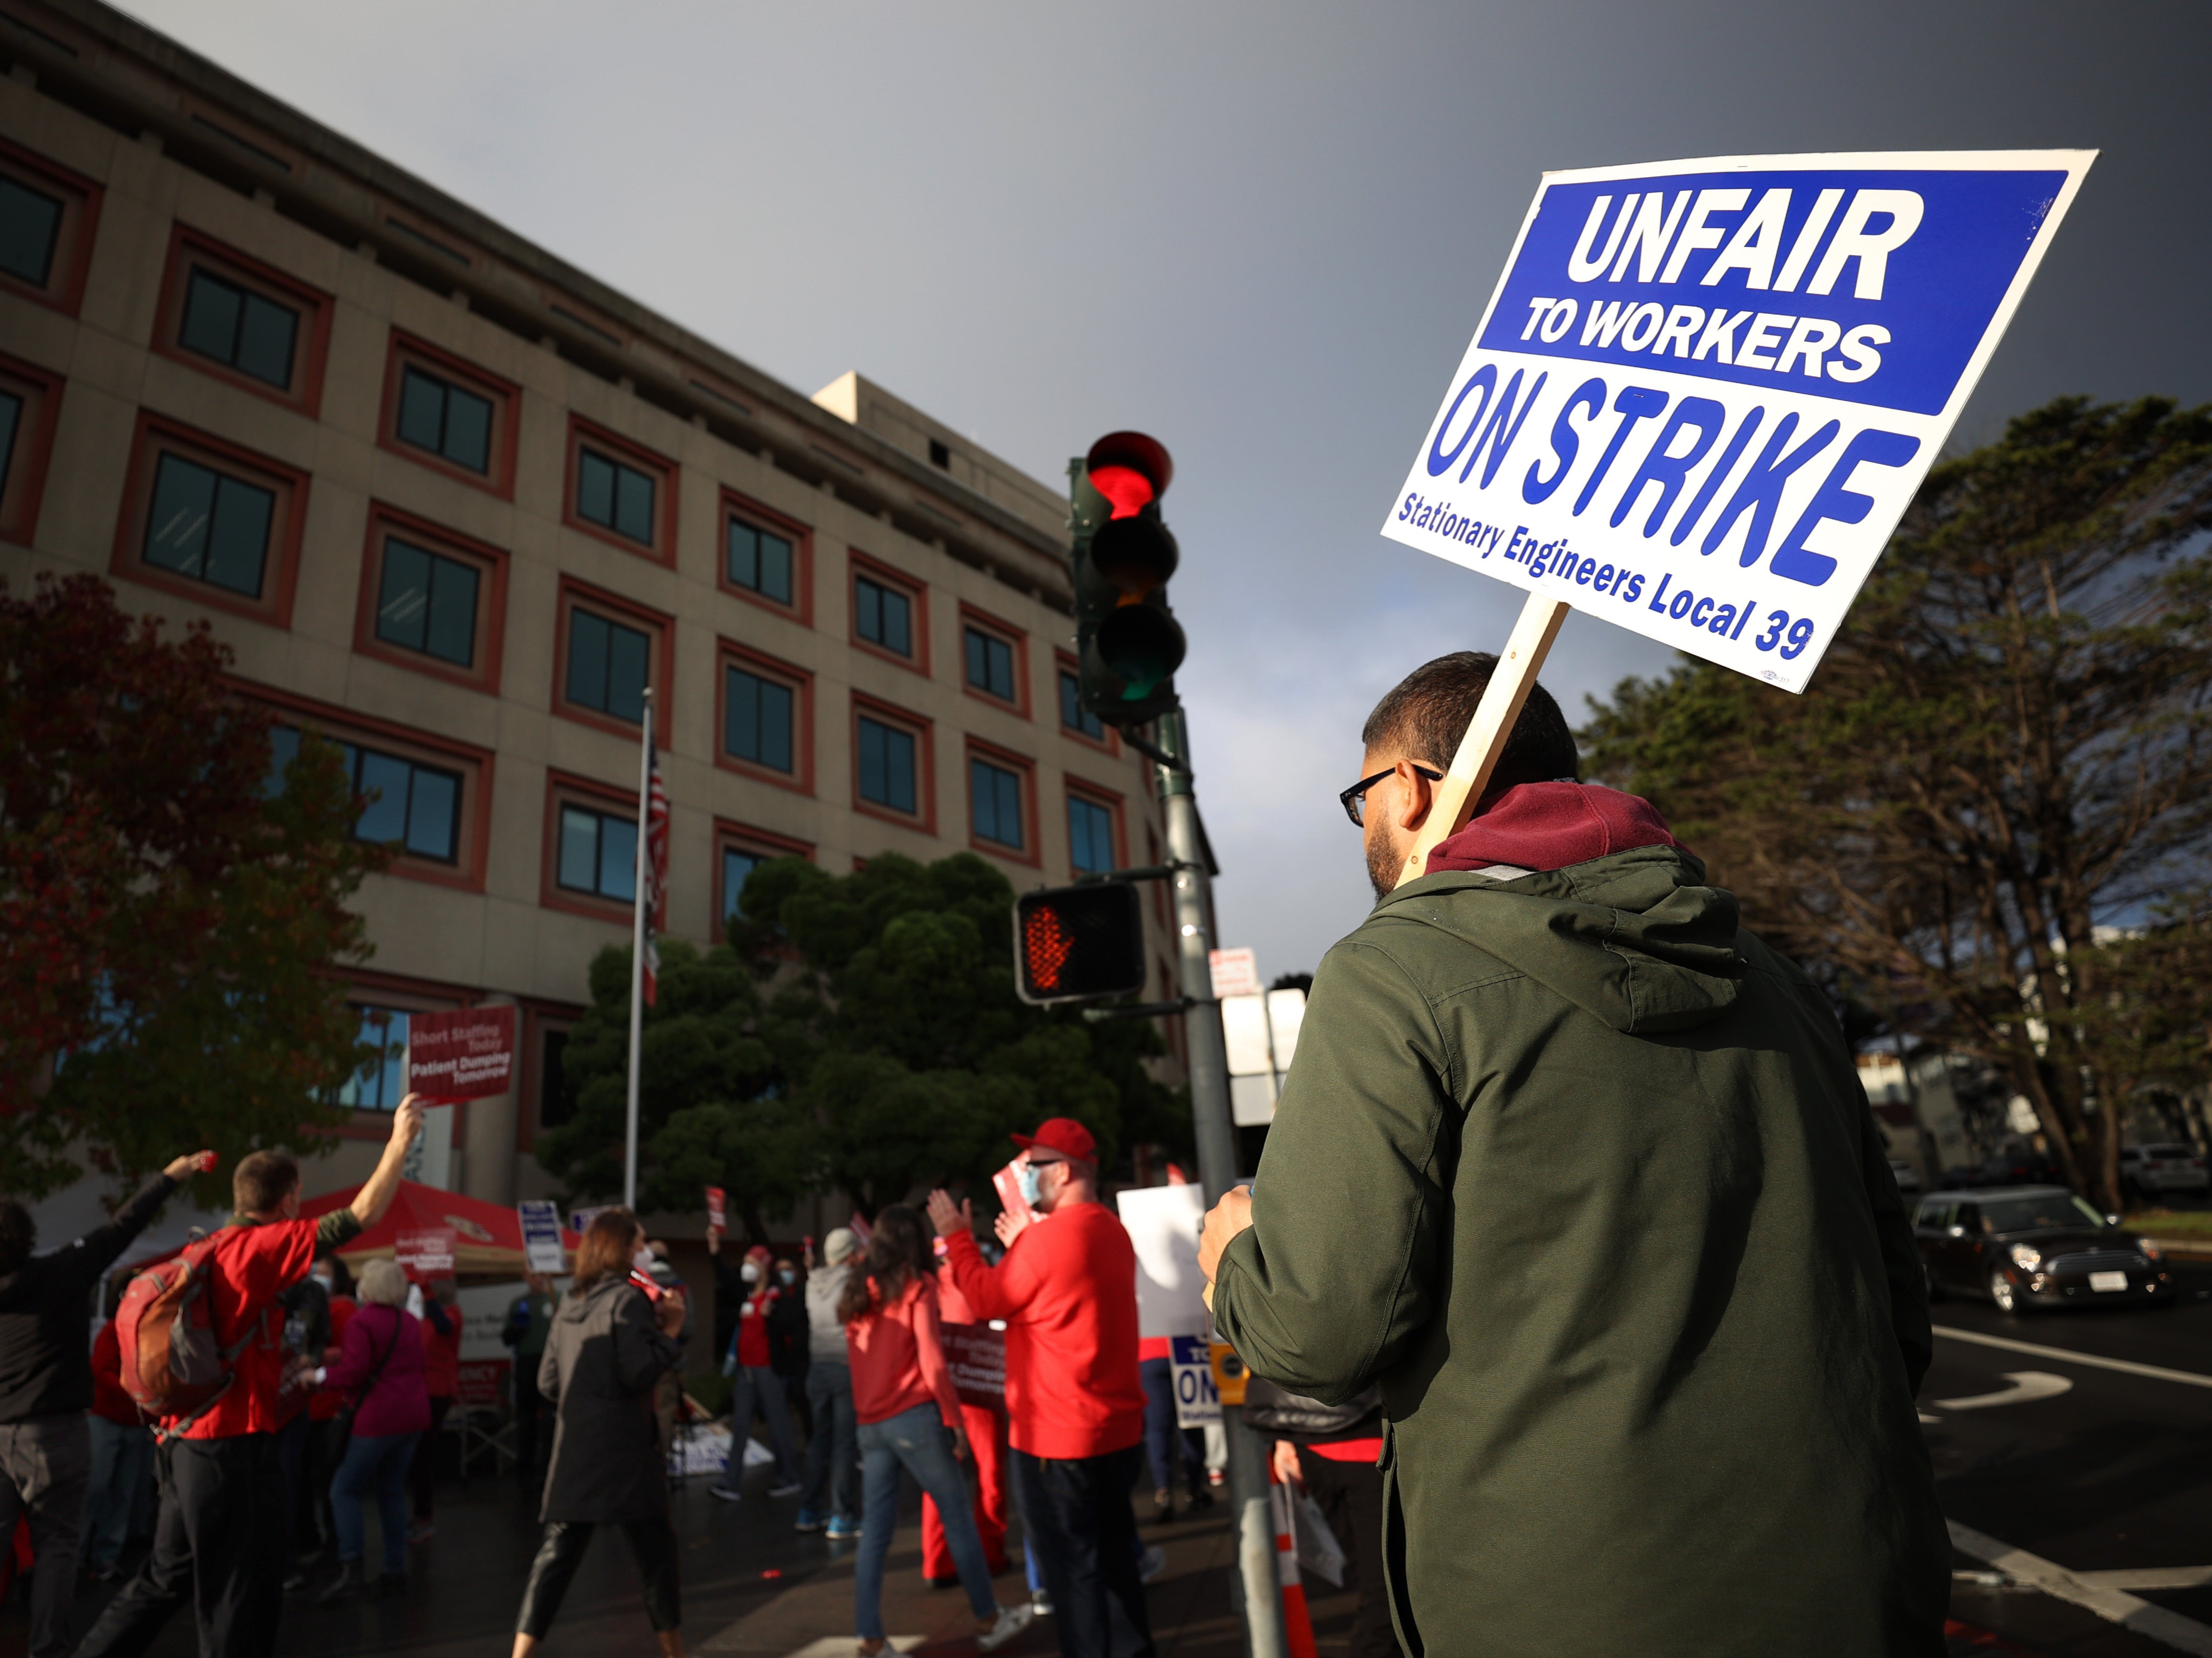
[623,687,654,1213]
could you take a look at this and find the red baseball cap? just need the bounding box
[1013,1117,1096,1163]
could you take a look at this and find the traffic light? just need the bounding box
[1070,431,1185,728]
[1013,881,1148,1004]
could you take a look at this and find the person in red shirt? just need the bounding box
[705,1234,800,1500]
[79,1316,151,1582]
[927,1118,1151,1658]
[409,1275,462,1540]
[74,1096,423,1658]
[918,1243,1010,1584]
[842,1206,1028,1656]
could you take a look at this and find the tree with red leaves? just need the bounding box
[0,573,385,1201]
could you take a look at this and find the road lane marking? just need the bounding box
[2078,1568,2212,1591]
[1932,1370,2073,1411]
[1934,1326,2212,1390]
[1948,1521,2212,1656]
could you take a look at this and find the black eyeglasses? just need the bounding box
[1339,765,1442,828]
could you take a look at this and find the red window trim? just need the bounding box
[719,487,814,626]
[964,736,1041,869]
[711,819,815,943]
[959,601,1031,719]
[0,352,65,547]
[848,549,931,677]
[111,410,310,629]
[541,768,656,924]
[152,224,335,417]
[1064,777,1130,877]
[351,501,510,695]
[0,135,103,317]
[551,576,674,747]
[240,680,496,894]
[849,691,936,836]
[714,637,815,796]
[516,999,588,1154]
[1053,649,1121,757]
[376,331,521,500]
[562,414,679,566]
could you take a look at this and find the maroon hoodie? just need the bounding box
[1424,780,1681,878]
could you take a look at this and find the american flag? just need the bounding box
[642,725,669,1005]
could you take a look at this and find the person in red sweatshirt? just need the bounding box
[409,1276,462,1542]
[927,1119,1150,1658]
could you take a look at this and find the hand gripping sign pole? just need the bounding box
[1382,150,2093,851]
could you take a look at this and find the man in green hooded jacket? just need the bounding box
[1199,652,1947,1657]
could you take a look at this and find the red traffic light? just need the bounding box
[1085,432,1173,517]
[1014,882,1147,1004]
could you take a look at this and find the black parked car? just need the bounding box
[1913,1186,2175,1313]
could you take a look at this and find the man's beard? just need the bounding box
[1366,834,1402,901]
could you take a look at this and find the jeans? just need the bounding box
[725,1364,799,1486]
[1138,1358,1205,1498]
[800,1360,859,1519]
[83,1415,154,1569]
[0,1415,91,1658]
[329,1431,419,1576]
[854,1404,997,1639]
[1011,1444,1154,1658]
[411,1396,451,1519]
[515,1518,680,1637]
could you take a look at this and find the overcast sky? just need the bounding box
[125,0,2212,980]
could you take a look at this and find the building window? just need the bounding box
[335,1004,411,1112]
[727,516,794,605]
[1059,667,1106,742]
[0,142,100,313]
[0,174,61,289]
[0,387,18,491]
[556,801,638,902]
[566,607,652,725]
[1069,793,1118,876]
[965,626,1015,702]
[857,716,918,815]
[577,445,655,546]
[715,825,812,935]
[722,845,763,924]
[856,574,912,656]
[143,451,275,599]
[178,266,298,390]
[395,363,491,474]
[375,536,479,667]
[0,357,60,546]
[540,1026,576,1129]
[724,665,795,774]
[971,757,1025,851]
[928,438,951,469]
[271,724,462,863]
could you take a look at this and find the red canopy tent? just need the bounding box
[299,1180,579,1278]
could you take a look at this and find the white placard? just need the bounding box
[517,1200,567,1275]
[1221,994,1275,1078]
[1265,988,1305,1071]
[1208,948,1261,999]
[1383,150,2093,691]
[1115,1183,1209,1340]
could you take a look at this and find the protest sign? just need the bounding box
[517,1200,567,1274]
[1169,1333,1221,1429]
[395,1227,457,1277]
[1380,153,2092,882]
[705,1186,726,1231]
[1208,948,1261,999]
[1116,1184,1209,1339]
[941,1322,1007,1411]
[568,1205,607,1239]
[991,1159,1036,1231]
[405,1005,516,1101]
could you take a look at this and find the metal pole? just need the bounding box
[623,689,654,1213]
[1154,708,1290,1658]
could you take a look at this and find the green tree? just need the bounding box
[1581,396,2212,1212]
[0,574,384,1201]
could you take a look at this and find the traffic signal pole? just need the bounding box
[1153,708,1292,1658]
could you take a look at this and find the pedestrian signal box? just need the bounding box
[1014,881,1148,1004]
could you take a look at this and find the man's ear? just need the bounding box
[1393,758,1438,834]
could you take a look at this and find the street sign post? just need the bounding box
[1380,150,2095,884]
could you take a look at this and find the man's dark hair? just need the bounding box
[0,1200,34,1275]
[233,1150,300,1216]
[1362,651,1579,787]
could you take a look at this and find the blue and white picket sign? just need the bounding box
[1169,1333,1222,1430]
[517,1199,567,1274]
[1382,151,2094,690]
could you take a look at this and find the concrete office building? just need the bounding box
[0,0,1177,1215]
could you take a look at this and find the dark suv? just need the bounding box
[1912,1185,2175,1313]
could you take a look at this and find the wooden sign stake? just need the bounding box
[1395,591,1570,888]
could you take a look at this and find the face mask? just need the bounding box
[740,1262,760,1283]
[633,1247,656,1274]
[778,1269,797,1286]
[1018,1161,1047,1207]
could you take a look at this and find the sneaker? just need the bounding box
[1031,1590,1054,1618]
[768,1477,802,1497]
[1207,1467,1226,1487]
[977,1602,1035,1652]
[824,1515,858,1540]
[1139,1545,1168,1585]
[794,1509,826,1533]
[709,1483,743,1503]
[1152,1487,1173,1521]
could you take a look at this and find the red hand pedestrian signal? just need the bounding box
[1013,883,1148,1004]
